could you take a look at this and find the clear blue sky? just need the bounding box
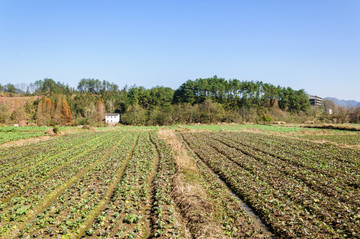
[0,0,359,100]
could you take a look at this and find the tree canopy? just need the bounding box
[0,76,314,126]
[173,76,310,113]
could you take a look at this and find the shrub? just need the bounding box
[52,124,59,134]
[259,113,273,125]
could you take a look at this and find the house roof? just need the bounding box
[106,113,119,116]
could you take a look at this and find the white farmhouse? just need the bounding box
[105,113,120,124]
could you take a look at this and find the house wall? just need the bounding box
[105,115,120,123]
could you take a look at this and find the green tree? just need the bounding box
[199,98,225,123]
[4,83,17,93]
[121,103,147,125]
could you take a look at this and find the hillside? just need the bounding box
[0,95,39,113]
[325,97,360,108]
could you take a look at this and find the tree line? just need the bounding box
[3,76,352,126]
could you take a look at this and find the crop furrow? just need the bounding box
[177,133,274,238]
[0,132,117,202]
[209,134,360,206]
[78,132,155,238]
[149,132,187,238]
[229,131,360,168]
[73,131,140,238]
[181,133,338,238]
[0,132,94,167]
[2,132,128,238]
[203,135,359,236]
[0,132,104,181]
[214,132,360,188]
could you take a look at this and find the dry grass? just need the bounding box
[158,129,227,238]
[158,130,198,172]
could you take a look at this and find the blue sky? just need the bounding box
[0,0,359,100]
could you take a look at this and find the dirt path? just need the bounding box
[158,129,226,239]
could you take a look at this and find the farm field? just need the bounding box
[0,127,49,145]
[0,125,359,238]
[0,126,75,145]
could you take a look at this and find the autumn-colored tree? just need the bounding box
[95,98,105,122]
[36,97,55,125]
[43,97,54,119]
[61,97,72,125]
[53,95,63,124]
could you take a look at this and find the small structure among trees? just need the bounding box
[105,113,120,125]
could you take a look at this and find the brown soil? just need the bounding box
[158,129,227,238]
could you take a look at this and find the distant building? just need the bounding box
[105,113,120,124]
[308,95,323,107]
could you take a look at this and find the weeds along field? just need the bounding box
[0,127,359,238]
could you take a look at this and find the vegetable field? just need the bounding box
[0,127,48,145]
[179,131,360,238]
[0,127,359,238]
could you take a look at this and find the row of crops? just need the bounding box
[0,126,76,145]
[179,131,360,238]
[0,131,46,145]
[1,128,359,238]
[0,130,187,238]
[297,133,360,145]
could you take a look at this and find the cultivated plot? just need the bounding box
[1,128,359,238]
